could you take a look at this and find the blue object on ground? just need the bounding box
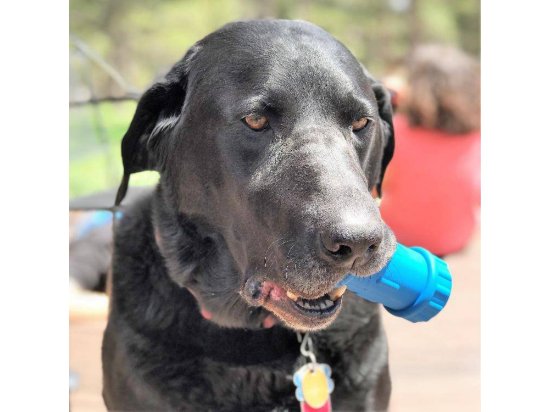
[76,210,123,238]
[340,243,452,322]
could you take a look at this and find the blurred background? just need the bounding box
[69,1,480,411]
[69,0,479,198]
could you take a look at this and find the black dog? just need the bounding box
[103,20,396,411]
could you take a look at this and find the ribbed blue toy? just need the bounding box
[340,243,452,322]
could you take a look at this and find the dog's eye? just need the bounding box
[243,114,269,131]
[351,117,369,132]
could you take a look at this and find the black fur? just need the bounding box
[103,20,396,411]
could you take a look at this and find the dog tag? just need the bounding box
[293,362,334,412]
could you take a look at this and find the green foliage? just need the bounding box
[70,0,479,91]
[69,101,159,198]
[69,0,479,198]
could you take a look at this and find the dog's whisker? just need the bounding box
[286,241,297,261]
[225,293,243,315]
[265,237,292,272]
[264,237,285,255]
[263,237,284,268]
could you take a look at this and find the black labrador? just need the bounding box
[103,19,396,411]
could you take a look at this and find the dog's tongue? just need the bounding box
[262,315,278,328]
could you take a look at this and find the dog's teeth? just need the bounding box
[286,290,299,301]
[329,285,347,301]
[324,299,334,308]
[295,295,338,311]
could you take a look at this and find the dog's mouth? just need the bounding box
[241,278,347,331]
[289,289,345,313]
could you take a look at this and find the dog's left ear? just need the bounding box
[114,46,200,206]
[362,67,395,197]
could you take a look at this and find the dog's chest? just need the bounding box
[201,358,299,410]
[134,340,302,411]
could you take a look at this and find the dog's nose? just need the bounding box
[319,224,382,267]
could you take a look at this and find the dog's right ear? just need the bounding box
[115,46,200,206]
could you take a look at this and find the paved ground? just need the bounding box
[384,230,480,411]
[69,230,479,412]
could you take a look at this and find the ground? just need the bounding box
[69,229,479,412]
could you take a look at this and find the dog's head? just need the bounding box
[117,20,396,331]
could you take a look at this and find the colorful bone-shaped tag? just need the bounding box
[293,362,334,412]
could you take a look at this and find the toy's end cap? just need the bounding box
[386,253,452,322]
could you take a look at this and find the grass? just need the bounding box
[69,101,159,199]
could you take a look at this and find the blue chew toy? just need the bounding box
[339,243,452,322]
